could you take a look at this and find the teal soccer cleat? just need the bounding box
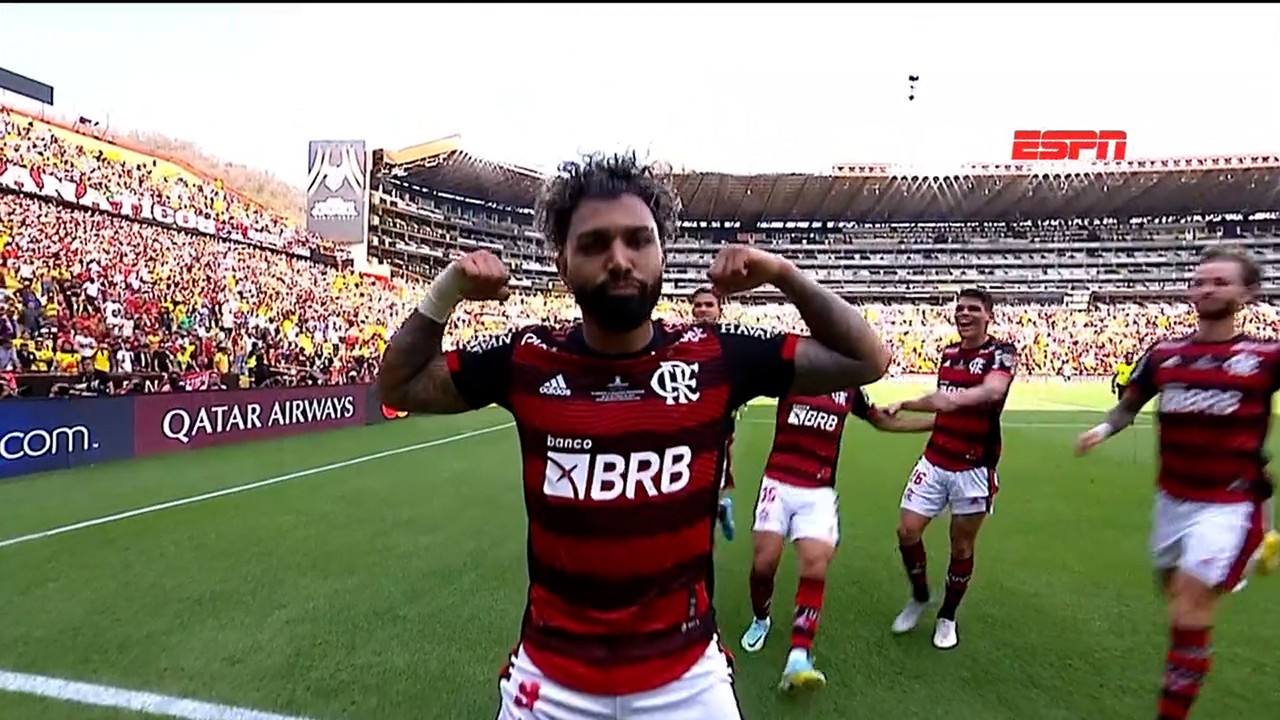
[718,496,735,541]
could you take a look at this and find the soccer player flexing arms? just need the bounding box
[691,286,740,542]
[376,152,891,720]
[1075,248,1280,720]
[881,288,1017,650]
[739,387,933,691]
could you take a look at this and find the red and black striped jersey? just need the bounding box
[1126,334,1280,504]
[924,338,1017,471]
[763,388,871,488]
[445,319,800,695]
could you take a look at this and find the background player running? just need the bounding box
[740,387,933,692]
[376,151,892,719]
[691,286,740,541]
[882,288,1017,650]
[1075,247,1280,720]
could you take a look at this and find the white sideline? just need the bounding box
[0,422,515,550]
[0,668,319,720]
[744,418,1151,429]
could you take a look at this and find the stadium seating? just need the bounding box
[0,109,346,259]
[366,142,1280,377]
[6,116,1280,397]
[1,108,424,395]
[369,145,1280,300]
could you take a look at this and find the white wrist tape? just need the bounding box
[1089,422,1115,440]
[416,262,466,323]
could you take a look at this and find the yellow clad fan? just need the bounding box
[1111,356,1134,401]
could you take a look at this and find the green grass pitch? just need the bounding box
[1,379,1277,719]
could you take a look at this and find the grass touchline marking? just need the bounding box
[744,419,1153,429]
[0,422,515,550]
[0,668,321,720]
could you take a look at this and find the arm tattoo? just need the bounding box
[1103,393,1146,435]
[774,265,889,393]
[374,312,470,414]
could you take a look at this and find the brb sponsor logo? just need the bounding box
[135,385,367,455]
[786,404,840,432]
[1011,130,1128,162]
[543,436,692,501]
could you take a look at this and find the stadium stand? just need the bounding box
[366,138,1280,377]
[0,107,417,398]
[6,113,1280,397]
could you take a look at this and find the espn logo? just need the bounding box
[1011,130,1127,162]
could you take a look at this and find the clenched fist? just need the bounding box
[707,246,794,297]
[454,250,511,301]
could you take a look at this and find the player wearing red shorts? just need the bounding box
[691,286,740,542]
[376,152,891,719]
[882,288,1017,650]
[1075,248,1280,720]
[739,387,933,691]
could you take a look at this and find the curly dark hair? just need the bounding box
[534,150,682,254]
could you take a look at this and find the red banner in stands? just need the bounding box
[0,160,304,255]
[133,384,368,456]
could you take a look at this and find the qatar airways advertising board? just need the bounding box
[133,385,368,456]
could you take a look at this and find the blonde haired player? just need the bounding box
[1076,247,1280,720]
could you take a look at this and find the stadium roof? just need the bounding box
[374,138,1280,224]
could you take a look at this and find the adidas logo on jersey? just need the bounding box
[539,374,571,397]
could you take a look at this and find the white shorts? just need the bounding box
[1150,490,1266,589]
[751,476,840,545]
[496,636,741,720]
[899,457,998,518]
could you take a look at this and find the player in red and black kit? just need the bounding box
[1075,248,1280,720]
[739,387,933,692]
[691,286,741,542]
[375,151,891,719]
[882,288,1017,651]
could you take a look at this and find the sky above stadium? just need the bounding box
[2,3,1278,188]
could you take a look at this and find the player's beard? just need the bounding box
[1196,298,1238,321]
[573,279,661,333]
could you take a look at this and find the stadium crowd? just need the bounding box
[0,193,418,398]
[5,110,1280,398]
[8,182,1280,397]
[9,177,1280,398]
[448,295,1280,377]
[0,108,341,258]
